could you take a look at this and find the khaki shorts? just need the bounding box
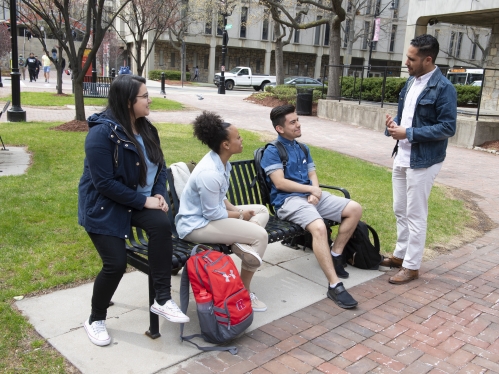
[277,192,350,229]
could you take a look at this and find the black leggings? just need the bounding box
[88,208,173,321]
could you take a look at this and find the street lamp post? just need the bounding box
[91,0,97,89]
[7,0,26,122]
[367,1,394,77]
[218,11,229,94]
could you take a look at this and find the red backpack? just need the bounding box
[179,245,253,354]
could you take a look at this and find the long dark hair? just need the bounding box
[107,74,164,187]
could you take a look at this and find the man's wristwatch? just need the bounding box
[238,209,244,220]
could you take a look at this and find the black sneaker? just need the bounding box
[327,283,358,309]
[332,254,349,279]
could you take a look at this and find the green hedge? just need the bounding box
[339,76,481,105]
[454,85,481,106]
[148,69,191,81]
[264,85,327,105]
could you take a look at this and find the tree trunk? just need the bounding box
[56,66,63,94]
[136,40,143,76]
[73,77,86,121]
[274,23,285,85]
[327,17,343,99]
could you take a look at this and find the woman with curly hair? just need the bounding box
[176,111,270,312]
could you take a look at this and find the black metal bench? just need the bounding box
[125,159,350,339]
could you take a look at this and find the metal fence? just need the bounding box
[320,64,498,121]
[82,76,115,98]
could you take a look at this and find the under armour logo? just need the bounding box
[221,270,236,282]
[235,299,246,311]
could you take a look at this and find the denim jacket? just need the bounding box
[78,111,166,238]
[385,68,457,169]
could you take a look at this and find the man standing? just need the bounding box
[383,34,457,284]
[25,53,38,82]
[192,66,199,81]
[42,53,51,83]
[261,104,362,309]
[34,56,42,80]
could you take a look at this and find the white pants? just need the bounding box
[392,162,442,270]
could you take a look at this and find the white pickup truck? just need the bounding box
[214,67,277,91]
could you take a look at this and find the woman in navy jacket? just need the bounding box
[78,74,189,347]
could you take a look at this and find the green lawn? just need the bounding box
[0,121,471,372]
[1,92,184,111]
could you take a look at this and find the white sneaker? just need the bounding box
[150,299,190,323]
[84,319,111,346]
[231,243,262,267]
[250,292,267,312]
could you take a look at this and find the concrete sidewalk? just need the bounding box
[4,89,499,373]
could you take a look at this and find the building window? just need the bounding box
[303,64,308,76]
[205,20,212,35]
[294,15,301,43]
[285,60,289,74]
[240,7,248,38]
[295,64,299,75]
[471,35,478,60]
[256,59,261,73]
[362,21,370,49]
[343,19,350,48]
[347,0,352,12]
[449,31,456,55]
[236,57,241,66]
[215,56,219,70]
[314,16,322,45]
[262,15,269,40]
[365,0,372,15]
[324,22,330,46]
[170,52,176,68]
[389,24,397,52]
[159,50,164,66]
[374,0,381,14]
[217,14,223,36]
[455,32,463,58]
[392,0,399,18]
[204,54,209,69]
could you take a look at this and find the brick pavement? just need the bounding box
[2,86,499,373]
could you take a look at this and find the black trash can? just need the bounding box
[296,86,313,115]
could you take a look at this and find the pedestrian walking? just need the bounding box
[25,53,38,82]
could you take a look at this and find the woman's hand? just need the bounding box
[144,195,169,212]
[242,210,256,221]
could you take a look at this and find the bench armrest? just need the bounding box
[319,184,350,199]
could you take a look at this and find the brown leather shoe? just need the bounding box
[380,256,403,268]
[389,267,419,284]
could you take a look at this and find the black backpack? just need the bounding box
[252,140,308,207]
[342,221,382,270]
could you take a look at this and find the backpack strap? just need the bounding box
[179,244,239,355]
[364,223,380,251]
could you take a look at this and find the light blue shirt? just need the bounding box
[135,134,158,197]
[175,151,231,239]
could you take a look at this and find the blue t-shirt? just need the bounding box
[135,134,158,197]
[260,135,315,211]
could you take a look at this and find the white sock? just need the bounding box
[329,282,339,288]
[331,250,340,257]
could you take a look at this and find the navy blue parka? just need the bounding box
[78,110,167,239]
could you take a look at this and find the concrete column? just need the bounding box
[314,49,323,79]
[208,37,217,83]
[481,17,499,112]
[147,34,155,79]
[264,43,272,75]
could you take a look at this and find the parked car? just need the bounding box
[269,76,324,88]
[471,80,482,87]
[213,67,276,91]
